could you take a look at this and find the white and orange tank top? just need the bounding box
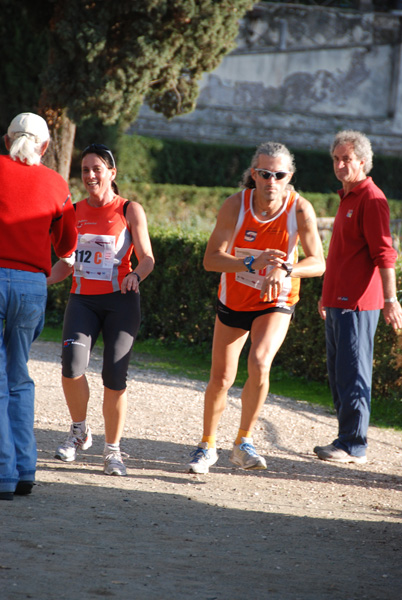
[218,188,300,311]
[71,196,134,295]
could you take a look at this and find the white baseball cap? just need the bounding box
[7,112,50,144]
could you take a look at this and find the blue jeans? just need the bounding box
[325,307,379,457]
[0,268,47,493]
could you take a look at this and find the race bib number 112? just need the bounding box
[74,234,116,281]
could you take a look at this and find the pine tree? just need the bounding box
[0,0,253,177]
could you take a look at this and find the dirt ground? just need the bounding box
[1,340,401,600]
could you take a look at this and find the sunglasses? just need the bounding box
[83,144,116,168]
[255,169,290,180]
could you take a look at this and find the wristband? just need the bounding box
[384,297,397,303]
[59,253,75,267]
[281,263,293,277]
[125,272,141,283]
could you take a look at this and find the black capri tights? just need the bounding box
[62,291,141,390]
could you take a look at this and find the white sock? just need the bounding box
[104,442,120,454]
[72,420,86,434]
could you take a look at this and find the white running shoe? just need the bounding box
[187,442,218,474]
[103,449,127,476]
[55,424,92,462]
[229,437,267,470]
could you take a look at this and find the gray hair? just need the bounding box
[330,130,373,174]
[241,141,296,189]
[8,133,45,166]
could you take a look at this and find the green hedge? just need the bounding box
[67,178,402,232]
[46,225,402,426]
[117,135,253,189]
[116,134,402,201]
[136,227,219,345]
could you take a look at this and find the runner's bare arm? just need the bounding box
[292,196,325,278]
[47,260,73,285]
[259,196,325,301]
[203,193,285,273]
[122,201,155,294]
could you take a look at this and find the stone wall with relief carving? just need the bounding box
[129,3,402,156]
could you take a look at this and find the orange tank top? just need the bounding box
[71,196,134,295]
[218,188,300,311]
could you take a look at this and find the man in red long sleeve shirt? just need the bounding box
[0,113,77,500]
[315,130,402,464]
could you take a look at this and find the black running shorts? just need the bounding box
[216,299,294,332]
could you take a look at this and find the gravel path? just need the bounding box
[1,340,401,600]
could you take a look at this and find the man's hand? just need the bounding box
[318,297,326,320]
[255,249,288,301]
[253,248,286,273]
[383,300,402,330]
[260,267,287,301]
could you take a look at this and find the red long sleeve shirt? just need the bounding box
[0,155,77,276]
[322,177,397,311]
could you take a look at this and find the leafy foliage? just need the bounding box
[0,1,252,172]
[116,135,402,202]
[0,0,51,136]
[40,0,253,125]
[117,134,254,187]
[140,226,219,345]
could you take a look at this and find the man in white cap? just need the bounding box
[0,112,77,500]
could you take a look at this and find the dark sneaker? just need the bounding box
[15,481,34,495]
[0,492,14,501]
[313,443,367,464]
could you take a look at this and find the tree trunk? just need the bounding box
[41,109,76,181]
